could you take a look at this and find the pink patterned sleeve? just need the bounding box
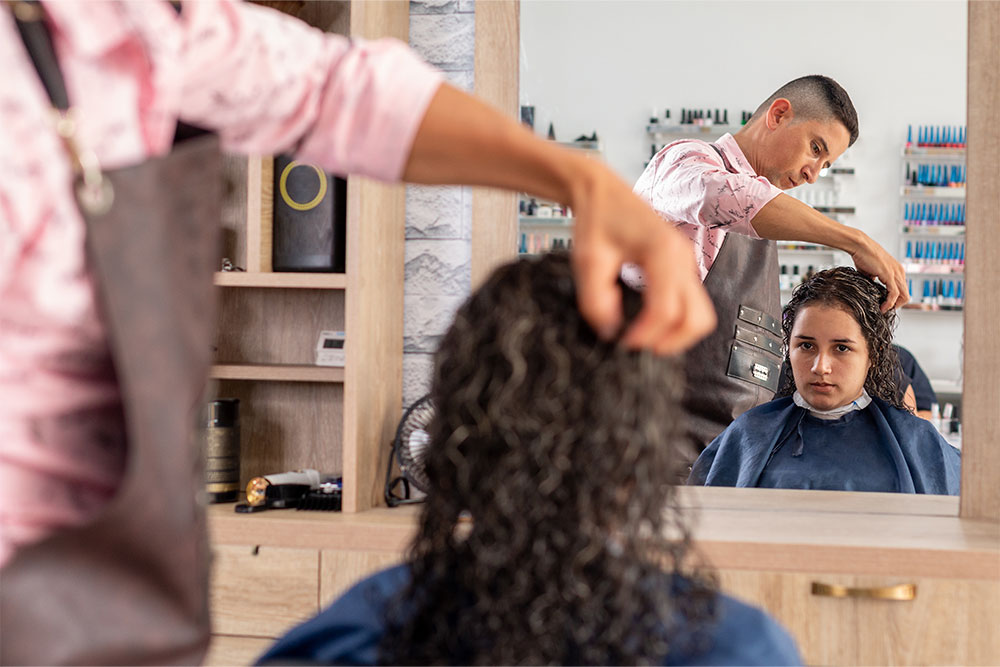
[176,0,443,182]
[638,142,780,238]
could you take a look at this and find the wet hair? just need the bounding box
[750,75,859,147]
[380,253,716,665]
[777,266,906,409]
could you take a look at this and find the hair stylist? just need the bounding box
[0,2,712,664]
[625,75,909,467]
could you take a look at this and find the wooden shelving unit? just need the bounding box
[211,1,406,519]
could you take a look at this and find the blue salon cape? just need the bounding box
[258,564,801,666]
[688,396,960,495]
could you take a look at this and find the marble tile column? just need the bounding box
[403,0,476,409]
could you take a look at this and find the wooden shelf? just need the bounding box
[214,272,347,289]
[210,364,345,383]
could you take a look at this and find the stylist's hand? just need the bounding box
[850,235,909,312]
[569,160,715,354]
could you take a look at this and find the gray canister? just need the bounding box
[203,398,240,503]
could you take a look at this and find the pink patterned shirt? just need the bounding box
[0,0,442,564]
[623,133,781,286]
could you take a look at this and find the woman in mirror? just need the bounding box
[689,267,960,495]
[260,253,799,665]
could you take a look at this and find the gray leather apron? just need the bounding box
[1,8,219,664]
[679,143,782,468]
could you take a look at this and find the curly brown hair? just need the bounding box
[777,266,906,409]
[380,253,716,665]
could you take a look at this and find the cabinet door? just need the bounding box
[320,549,403,607]
[210,544,320,638]
[718,570,1000,666]
[204,635,273,667]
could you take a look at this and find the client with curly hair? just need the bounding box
[690,267,960,494]
[260,253,799,665]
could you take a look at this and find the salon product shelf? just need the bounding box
[902,263,964,275]
[519,215,573,227]
[646,124,742,136]
[901,303,963,312]
[213,272,347,290]
[903,146,966,158]
[812,205,856,215]
[776,243,842,253]
[899,185,965,198]
[210,363,345,383]
[551,140,602,155]
[901,225,965,236]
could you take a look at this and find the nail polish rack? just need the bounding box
[517,140,602,255]
[643,107,753,166]
[899,126,967,311]
[785,146,858,222]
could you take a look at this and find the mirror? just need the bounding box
[519,1,968,496]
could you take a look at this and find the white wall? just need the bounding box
[520,0,967,383]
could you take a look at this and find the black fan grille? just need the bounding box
[395,396,435,493]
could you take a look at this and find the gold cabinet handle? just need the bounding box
[811,582,916,601]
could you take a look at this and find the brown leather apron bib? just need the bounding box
[1,7,221,663]
[679,143,782,468]
[0,134,222,667]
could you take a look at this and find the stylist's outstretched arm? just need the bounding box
[403,84,716,355]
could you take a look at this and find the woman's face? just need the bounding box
[788,304,872,410]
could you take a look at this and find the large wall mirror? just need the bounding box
[480,0,997,518]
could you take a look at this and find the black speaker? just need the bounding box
[272,154,347,272]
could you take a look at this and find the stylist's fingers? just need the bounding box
[572,229,624,341]
[880,260,909,313]
[852,239,908,313]
[622,228,715,354]
[881,278,901,313]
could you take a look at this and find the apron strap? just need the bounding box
[9,1,69,110]
[10,1,209,145]
[709,142,739,174]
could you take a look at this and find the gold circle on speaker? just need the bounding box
[279,161,328,211]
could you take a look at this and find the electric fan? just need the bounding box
[385,394,435,506]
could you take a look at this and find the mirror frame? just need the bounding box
[959,0,999,521]
[472,0,999,522]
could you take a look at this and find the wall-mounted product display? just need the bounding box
[646,106,754,128]
[903,277,964,311]
[904,162,966,188]
[777,157,855,306]
[517,138,600,255]
[906,124,966,149]
[644,107,753,165]
[899,129,966,313]
[518,195,573,254]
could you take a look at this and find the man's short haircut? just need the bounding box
[750,75,859,147]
